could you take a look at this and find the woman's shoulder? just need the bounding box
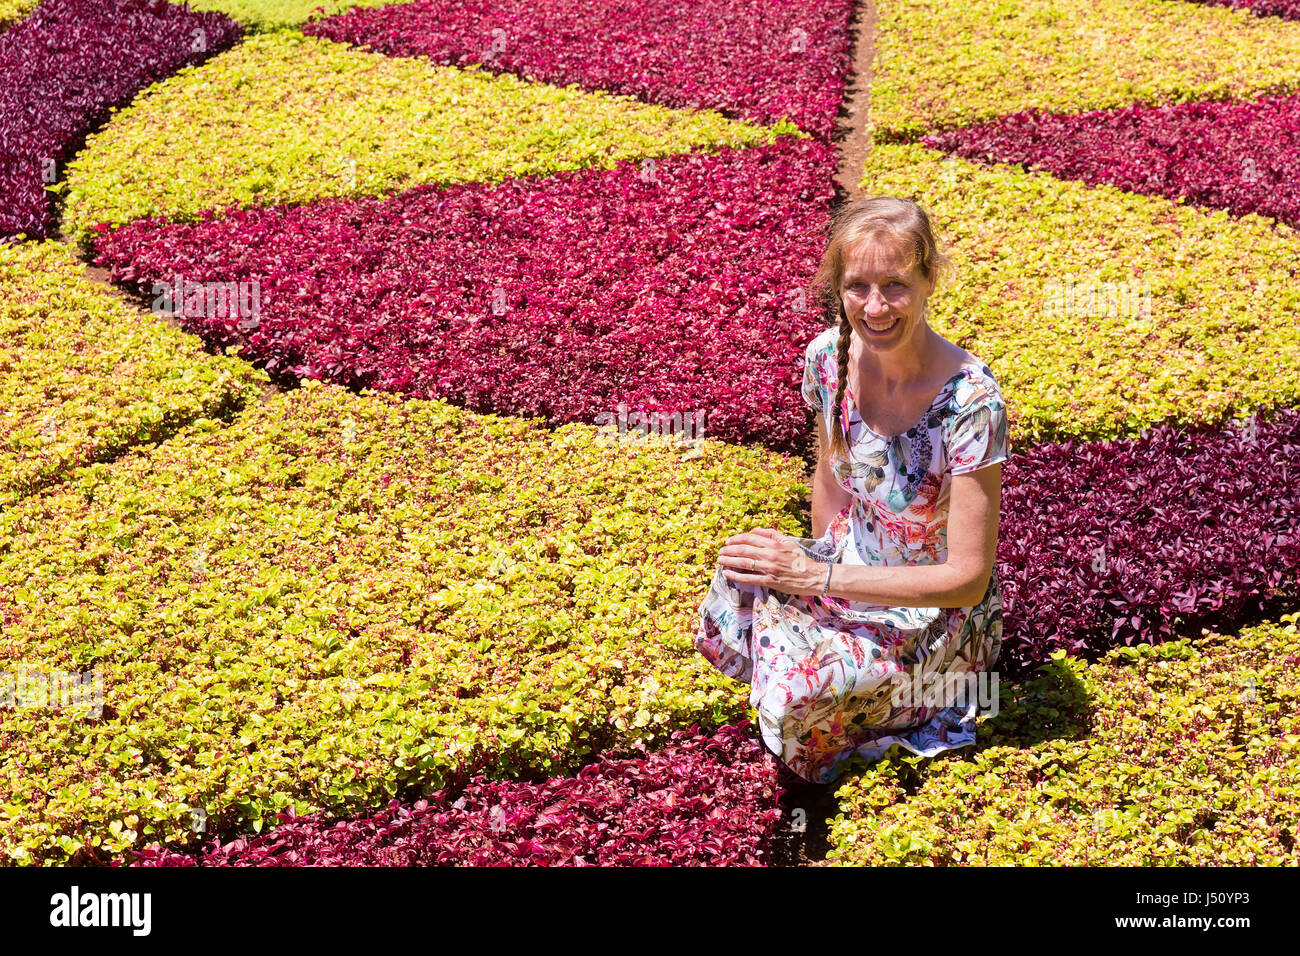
[948,352,1006,413]
[804,325,839,364]
[941,352,1011,474]
[799,326,841,417]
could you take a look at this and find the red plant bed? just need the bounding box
[923,92,1300,227]
[304,0,856,141]
[93,133,839,455]
[0,0,241,242]
[127,722,785,867]
[996,408,1300,679]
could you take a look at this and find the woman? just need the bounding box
[694,196,1008,785]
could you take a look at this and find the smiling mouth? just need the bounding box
[865,316,899,333]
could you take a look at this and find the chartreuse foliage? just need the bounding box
[60,29,802,251]
[860,142,1300,444]
[0,379,806,864]
[0,240,267,509]
[870,0,1300,141]
[169,1,400,31]
[921,92,1300,229]
[0,0,39,30]
[828,613,1300,865]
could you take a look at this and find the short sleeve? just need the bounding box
[944,373,1010,476]
[800,338,825,414]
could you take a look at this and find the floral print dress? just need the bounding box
[694,327,1010,784]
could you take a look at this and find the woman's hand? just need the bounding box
[716,528,827,596]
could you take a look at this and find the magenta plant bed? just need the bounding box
[1188,0,1300,19]
[93,134,838,454]
[997,408,1300,678]
[0,0,241,242]
[128,723,784,866]
[303,0,854,140]
[922,92,1300,228]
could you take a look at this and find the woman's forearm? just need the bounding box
[824,560,986,609]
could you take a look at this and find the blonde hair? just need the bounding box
[808,197,953,463]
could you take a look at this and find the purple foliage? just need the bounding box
[127,722,784,866]
[922,92,1300,227]
[1186,0,1300,19]
[0,0,243,242]
[302,0,855,140]
[997,408,1300,677]
[93,134,839,454]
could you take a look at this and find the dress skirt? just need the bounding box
[693,535,1003,785]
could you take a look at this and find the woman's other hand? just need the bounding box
[716,528,825,595]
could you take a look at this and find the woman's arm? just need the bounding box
[823,463,1002,608]
[721,428,1002,610]
[810,410,854,540]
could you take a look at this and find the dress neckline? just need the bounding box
[842,358,974,442]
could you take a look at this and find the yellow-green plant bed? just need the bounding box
[859,142,1300,444]
[0,0,39,31]
[827,613,1300,865]
[870,0,1300,141]
[0,379,807,863]
[60,29,801,251]
[0,240,267,509]
[167,0,401,31]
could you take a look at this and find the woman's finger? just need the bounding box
[718,541,767,560]
[717,549,761,568]
[721,564,768,584]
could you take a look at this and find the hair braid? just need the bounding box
[830,300,853,463]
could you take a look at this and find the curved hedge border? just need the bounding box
[0,379,805,864]
[0,0,242,242]
[168,0,403,31]
[0,240,267,509]
[923,92,1300,229]
[61,29,799,252]
[128,722,782,866]
[827,612,1300,865]
[305,0,855,141]
[92,134,837,455]
[869,0,1300,141]
[859,141,1300,444]
[997,409,1299,679]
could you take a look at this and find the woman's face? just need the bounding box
[840,240,934,352]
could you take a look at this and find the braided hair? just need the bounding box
[830,298,852,461]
